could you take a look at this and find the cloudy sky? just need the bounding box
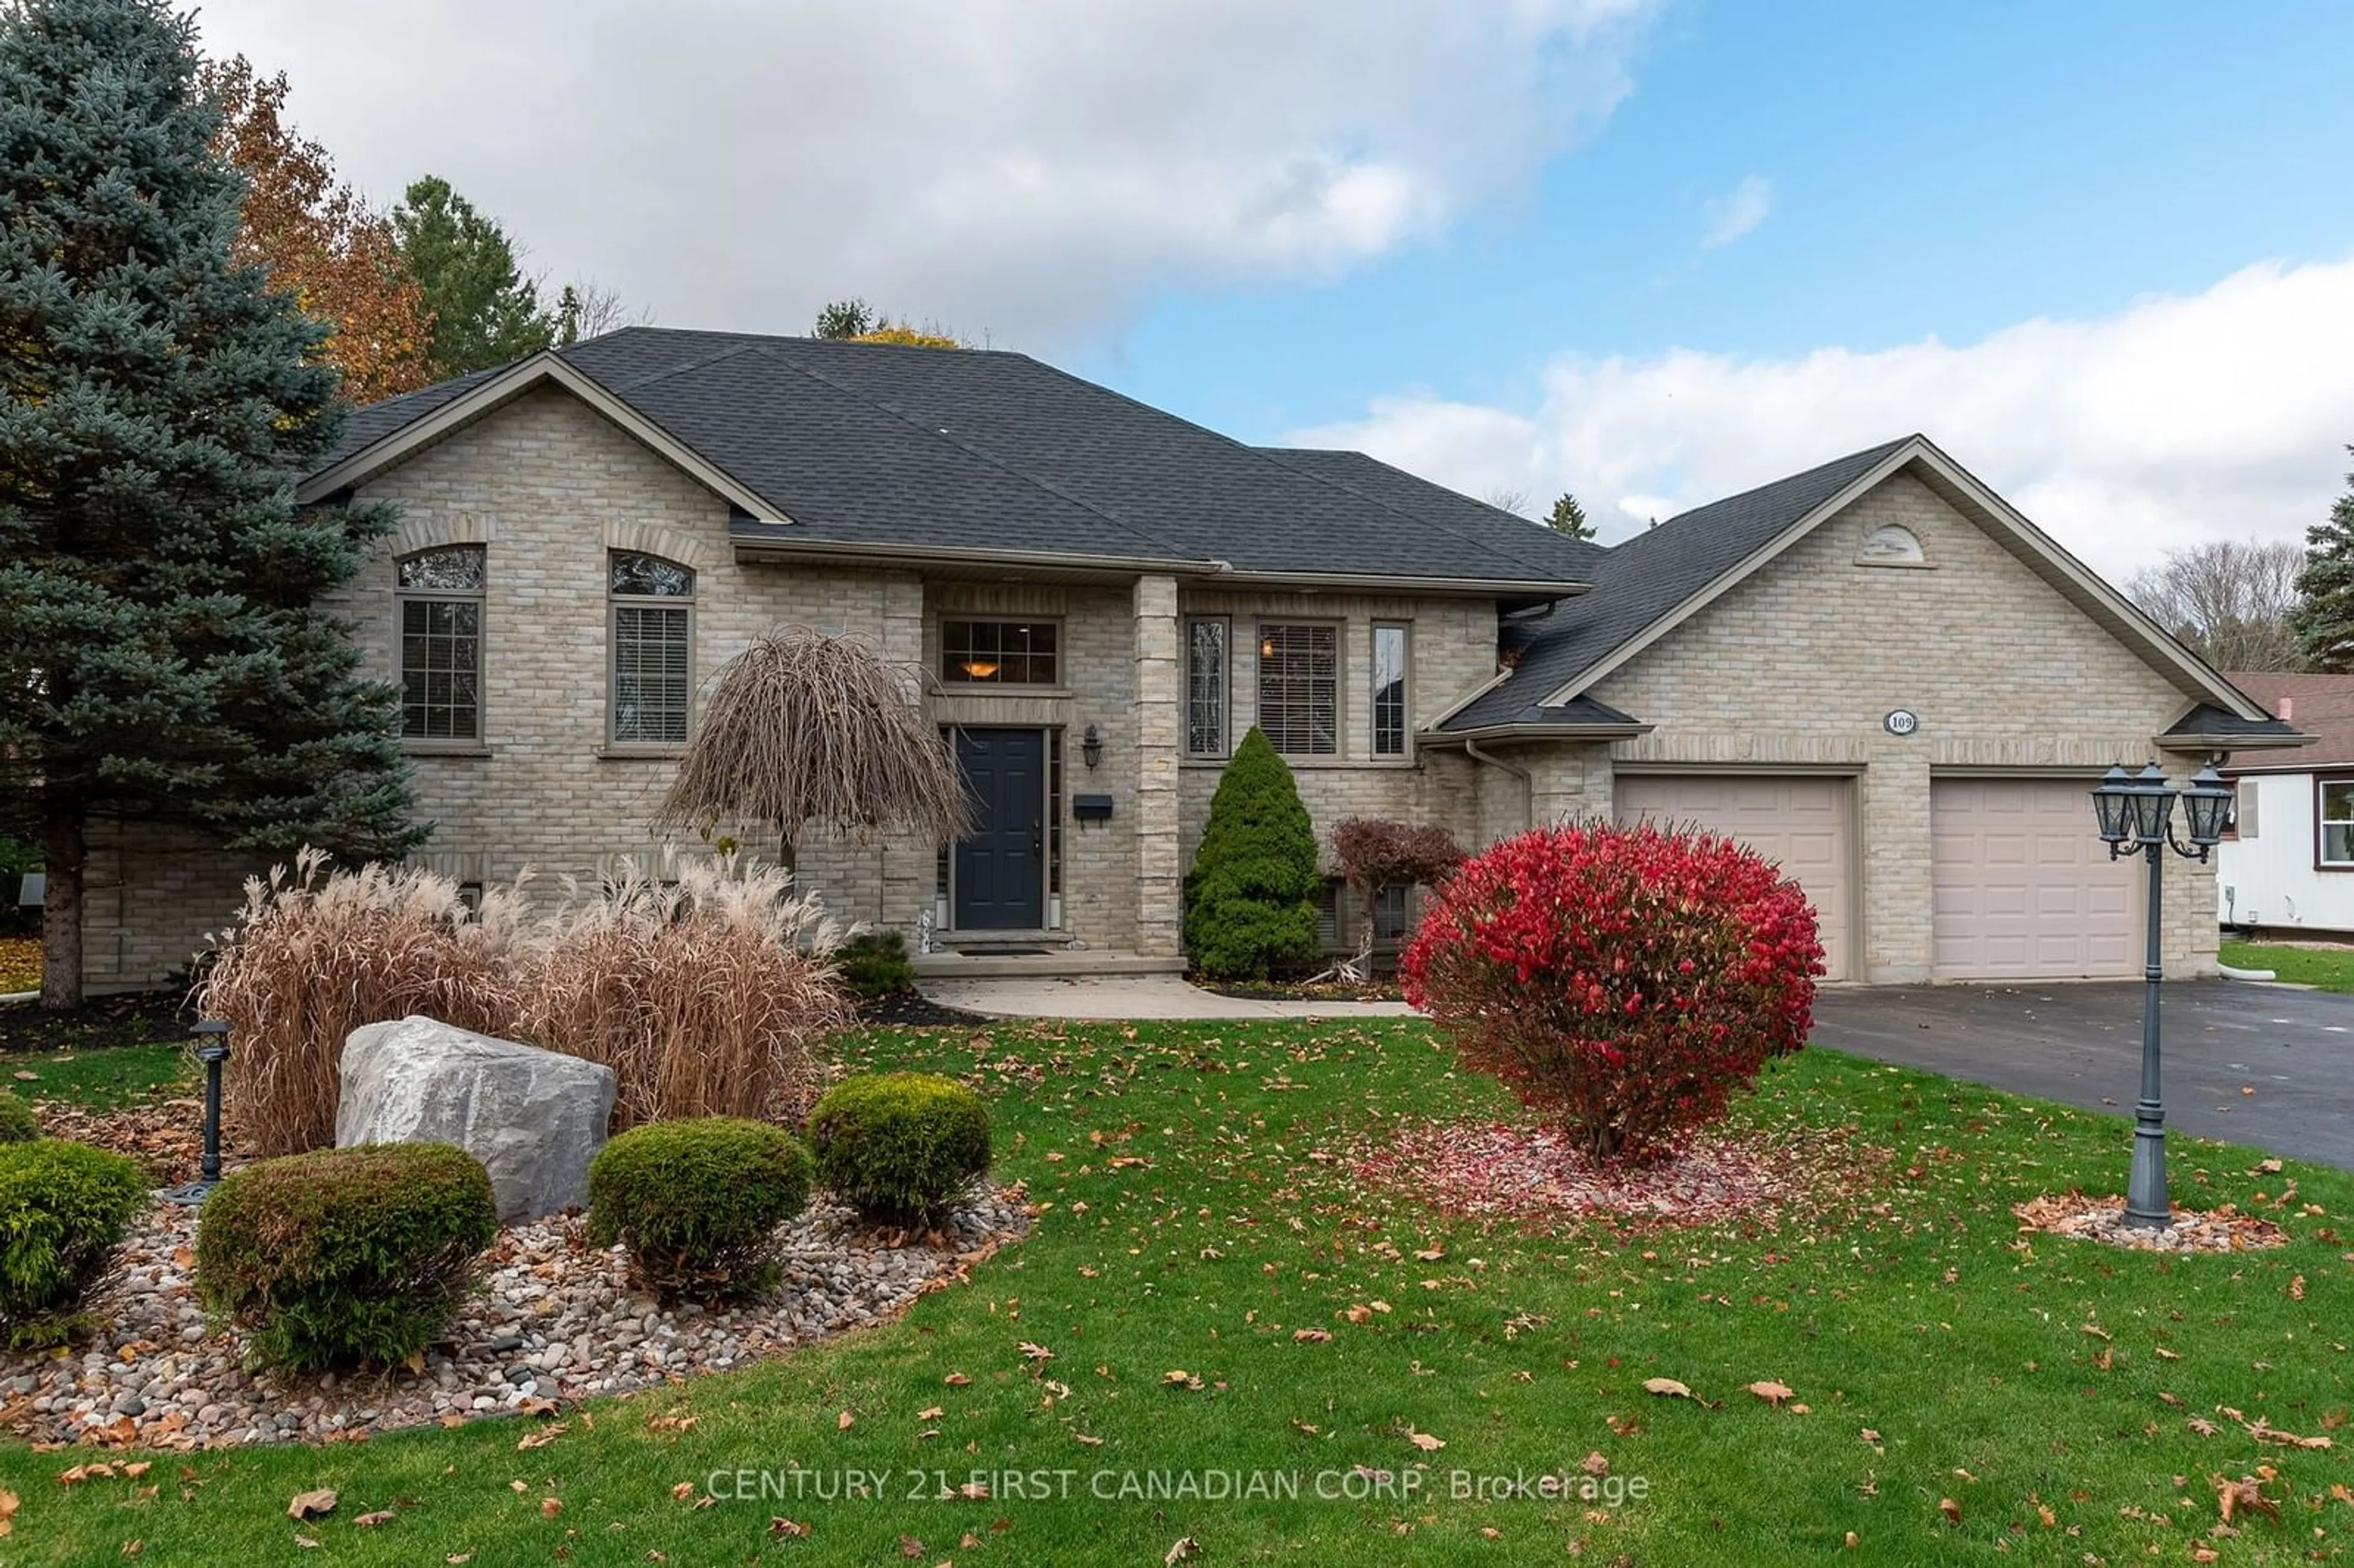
[191,0,2354,579]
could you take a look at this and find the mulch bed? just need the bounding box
[1207,980,1407,1004]
[1355,1119,1867,1228]
[856,988,986,1027]
[2012,1193,2288,1252]
[0,990,196,1056]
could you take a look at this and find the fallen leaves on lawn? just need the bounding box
[769,1518,811,1539]
[1641,1377,1692,1399]
[1746,1380,1796,1406]
[2215,1472,2282,1523]
[0,1489,14,1538]
[1404,1429,1445,1452]
[944,1372,970,1387]
[1165,1537,1200,1564]
[354,1510,393,1528]
[286,1489,337,1520]
[1938,1498,1962,1524]
[1292,1328,1331,1344]
[517,1421,567,1451]
[2012,1193,2286,1252]
[1162,1371,1202,1390]
[1354,1120,1861,1225]
[837,1409,855,1431]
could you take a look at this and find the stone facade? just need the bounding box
[1584,471,2217,980]
[69,397,2235,992]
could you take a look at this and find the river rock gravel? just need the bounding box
[0,1187,1029,1451]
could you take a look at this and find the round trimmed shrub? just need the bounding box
[0,1088,43,1144]
[194,1142,497,1371]
[1402,821,1823,1165]
[809,1073,991,1226]
[1183,727,1324,980]
[587,1117,811,1303]
[0,1140,147,1349]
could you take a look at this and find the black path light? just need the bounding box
[2088,760,2233,1228]
[161,1019,232,1206]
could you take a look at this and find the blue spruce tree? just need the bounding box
[0,0,419,1005]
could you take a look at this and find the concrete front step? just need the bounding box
[911,948,1188,980]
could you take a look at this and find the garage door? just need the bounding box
[1931,778,2139,980]
[1615,774,1853,981]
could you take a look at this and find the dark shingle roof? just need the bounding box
[1439,437,1915,730]
[322,330,1598,585]
[1251,447,1609,582]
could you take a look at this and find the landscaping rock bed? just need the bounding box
[2012,1193,2288,1252]
[0,1187,1029,1450]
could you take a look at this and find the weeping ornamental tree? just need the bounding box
[657,627,971,868]
[0,0,419,1008]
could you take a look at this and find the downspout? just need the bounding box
[1463,739,1534,833]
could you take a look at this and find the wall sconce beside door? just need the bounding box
[1081,723,1103,769]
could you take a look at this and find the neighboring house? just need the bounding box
[2216,672,2354,937]
[74,329,2303,989]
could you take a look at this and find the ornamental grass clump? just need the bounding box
[202,851,851,1151]
[200,849,535,1155]
[1401,820,1823,1165]
[0,1140,148,1350]
[586,1117,812,1303]
[194,1142,497,1371]
[808,1072,991,1225]
[514,857,850,1129]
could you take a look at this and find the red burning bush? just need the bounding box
[1400,820,1822,1164]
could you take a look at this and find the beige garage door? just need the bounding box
[1615,774,1853,981]
[1931,777,2139,980]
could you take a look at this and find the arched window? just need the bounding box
[609,551,694,744]
[396,545,485,740]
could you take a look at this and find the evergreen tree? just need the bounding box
[1547,491,1594,540]
[0,0,420,1007]
[812,298,875,339]
[1182,728,1324,980]
[2293,451,2354,671]
[391,174,554,375]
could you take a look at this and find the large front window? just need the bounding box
[1186,617,1228,757]
[397,546,484,740]
[1257,623,1337,755]
[943,619,1058,685]
[609,551,693,744]
[2320,779,2354,866]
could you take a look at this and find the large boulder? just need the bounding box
[337,1016,616,1223]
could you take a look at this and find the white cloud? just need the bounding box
[1286,256,2354,582]
[1699,173,1770,248]
[188,0,1658,348]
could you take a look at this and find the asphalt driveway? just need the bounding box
[1811,979,2354,1170]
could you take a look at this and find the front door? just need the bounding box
[952,728,1046,930]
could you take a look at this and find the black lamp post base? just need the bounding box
[2123,1113,2171,1228]
[158,1179,219,1208]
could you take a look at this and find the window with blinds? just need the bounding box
[1256,623,1338,755]
[609,551,693,744]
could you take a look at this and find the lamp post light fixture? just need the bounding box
[162,1019,232,1206]
[2087,760,2233,1228]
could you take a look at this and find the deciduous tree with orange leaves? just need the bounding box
[204,56,433,404]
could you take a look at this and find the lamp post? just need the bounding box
[162,1019,232,1206]
[2088,761,2233,1228]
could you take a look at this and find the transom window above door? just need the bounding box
[942,619,1059,685]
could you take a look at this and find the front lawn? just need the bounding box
[0,1019,2347,1566]
[2224,939,2354,993]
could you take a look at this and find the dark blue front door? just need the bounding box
[953,728,1046,930]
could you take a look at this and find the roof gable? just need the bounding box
[1440,435,2277,733]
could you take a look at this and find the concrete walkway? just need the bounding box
[918,973,1417,1021]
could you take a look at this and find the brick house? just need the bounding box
[76,329,2301,988]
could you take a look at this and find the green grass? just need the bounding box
[7,1043,189,1109]
[2224,939,2354,992]
[1,1019,2348,1566]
